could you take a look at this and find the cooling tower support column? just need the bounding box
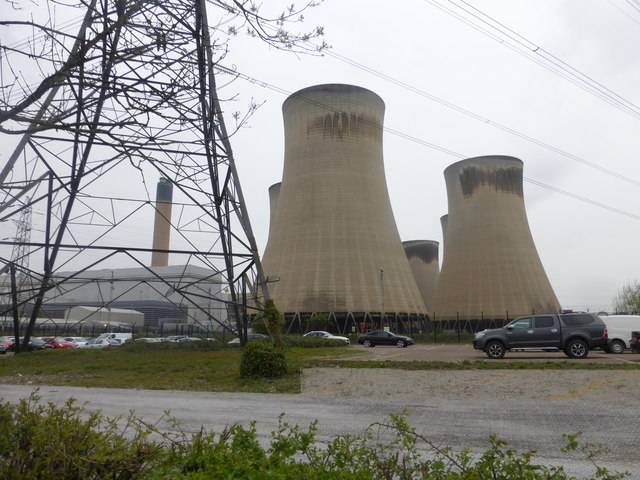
[432,155,560,322]
[261,84,426,324]
[151,177,173,267]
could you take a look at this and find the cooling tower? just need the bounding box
[151,177,173,267]
[403,240,440,314]
[432,155,560,320]
[440,214,448,258]
[261,84,426,319]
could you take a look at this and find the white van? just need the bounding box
[97,332,133,343]
[601,315,640,353]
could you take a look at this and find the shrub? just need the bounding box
[0,393,162,479]
[239,341,288,379]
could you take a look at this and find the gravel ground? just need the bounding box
[301,367,640,407]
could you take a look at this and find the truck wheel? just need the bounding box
[485,341,505,359]
[609,340,625,354]
[565,339,589,359]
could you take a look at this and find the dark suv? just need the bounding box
[473,313,607,359]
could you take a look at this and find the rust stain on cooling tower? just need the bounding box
[459,166,523,198]
[307,112,382,141]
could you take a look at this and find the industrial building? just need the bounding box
[432,155,561,324]
[261,84,427,332]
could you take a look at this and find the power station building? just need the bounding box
[261,84,427,332]
[432,155,561,323]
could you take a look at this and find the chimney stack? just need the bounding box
[151,177,173,266]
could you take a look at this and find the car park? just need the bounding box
[357,331,414,348]
[303,330,350,345]
[600,315,640,353]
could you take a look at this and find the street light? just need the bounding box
[379,267,384,330]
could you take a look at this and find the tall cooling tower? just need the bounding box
[403,240,440,314]
[432,155,560,320]
[151,177,173,267]
[261,84,425,320]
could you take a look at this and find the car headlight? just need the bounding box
[474,332,485,339]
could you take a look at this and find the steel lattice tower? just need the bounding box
[0,1,268,346]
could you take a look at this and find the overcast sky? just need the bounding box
[216,0,640,312]
[2,0,639,312]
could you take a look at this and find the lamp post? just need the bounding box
[379,267,384,330]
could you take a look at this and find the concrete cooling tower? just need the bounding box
[432,155,560,321]
[261,84,426,329]
[151,177,173,267]
[403,240,440,314]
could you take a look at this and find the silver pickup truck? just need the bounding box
[473,313,608,359]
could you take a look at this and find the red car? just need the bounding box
[0,336,15,351]
[40,337,74,349]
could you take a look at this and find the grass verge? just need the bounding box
[1,340,638,394]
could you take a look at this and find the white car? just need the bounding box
[61,336,89,347]
[303,331,350,345]
[77,338,120,349]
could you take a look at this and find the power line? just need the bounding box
[423,0,640,120]
[216,64,640,222]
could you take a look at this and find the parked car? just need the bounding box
[40,337,74,349]
[631,331,640,353]
[0,336,15,351]
[77,338,120,349]
[135,337,164,343]
[25,338,55,351]
[303,331,350,345]
[228,333,268,344]
[97,332,132,343]
[600,315,640,353]
[0,343,8,354]
[165,335,190,342]
[358,331,414,348]
[60,336,90,347]
[473,312,608,359]
[176,337,202,342]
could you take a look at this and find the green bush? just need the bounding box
[239,341,288,379]
[0,393,162,479]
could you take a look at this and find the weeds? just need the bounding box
[0,394,628,479]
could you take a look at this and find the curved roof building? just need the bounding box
[432,155,560,320]
[261,84,426,321]
[403,240,440,314]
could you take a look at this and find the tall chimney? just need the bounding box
[151,177,173,266]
